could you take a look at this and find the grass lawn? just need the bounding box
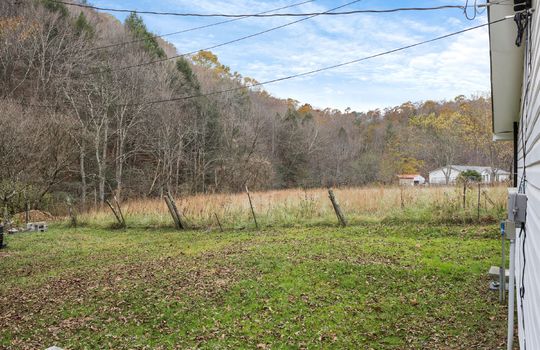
[0,224,510,349]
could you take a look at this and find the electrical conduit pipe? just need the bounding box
[507,237,516,350]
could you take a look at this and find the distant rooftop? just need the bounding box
[431,165,510,175]
[397,174,422,179]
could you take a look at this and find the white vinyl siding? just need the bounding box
[428,168,459,184]
[517,6,540,349]
[428,166,509,184]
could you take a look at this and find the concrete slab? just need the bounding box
[489,266,509,279]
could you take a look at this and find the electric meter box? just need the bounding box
[507,188,527,224]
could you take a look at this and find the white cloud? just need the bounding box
[94,0,492,111]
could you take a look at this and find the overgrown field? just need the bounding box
[1,224,512,349]
[75,185,508,229]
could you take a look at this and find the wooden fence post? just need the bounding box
[164,195,179,229]
[164,193,184,230]
[482,190,495,207]
[328,188,347,227]
[68,206,77,227]
[462,183,467,209]
[214,213,224,233]
[245,186,259,230]
[477,183,481,221]
[25,202,29,224]
[113,196,125,228]
[3,206,8,228]
[169,193,185,229]
[105,199,125,228]
[67,198,77,227]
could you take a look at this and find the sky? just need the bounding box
[88,0,497,112]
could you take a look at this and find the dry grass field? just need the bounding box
[77,185,508,229]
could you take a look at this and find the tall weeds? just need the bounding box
[75,185,508,229]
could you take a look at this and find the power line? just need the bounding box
[92,0,317,51]
[82,0,363,76]
[52,0,502,18]
[129,18,508,107]
[19,18,509,110]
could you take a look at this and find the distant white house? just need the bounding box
[397,174,425,186]
[428,165,510,185]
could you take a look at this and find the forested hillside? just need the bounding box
[0,0,511,212]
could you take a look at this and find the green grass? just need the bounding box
[0,224,511,349]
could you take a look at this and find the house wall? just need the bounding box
[399,177,425,186]
[496,174,510,182]
[428,168,459,184]
[517,7,540,349]
[414,176,426,185]
[430,168,509,184]
[484,172,510,183]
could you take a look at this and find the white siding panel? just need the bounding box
[517,8,540,349]
[516,185,540,349]
[522,145,540,169]
[524,122,540,158]
[523,86,540,140]
[428,169,456,184]
[523,86,540,143]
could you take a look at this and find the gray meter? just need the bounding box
[508,188,527,224]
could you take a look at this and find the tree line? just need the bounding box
[0,0,511,214]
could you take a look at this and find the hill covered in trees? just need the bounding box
[0,0,511,212]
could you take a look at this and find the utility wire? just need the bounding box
[89,0,510,52]
[127,18,509,107]
[92,0,317,51]
[19,18,509,110]
[51,0,504,18]
[82,0,363,76]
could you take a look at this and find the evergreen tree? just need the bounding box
[125,13,165,59]
[175,58,200,91]
[40,0,68,16]
[74,12,94,37]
